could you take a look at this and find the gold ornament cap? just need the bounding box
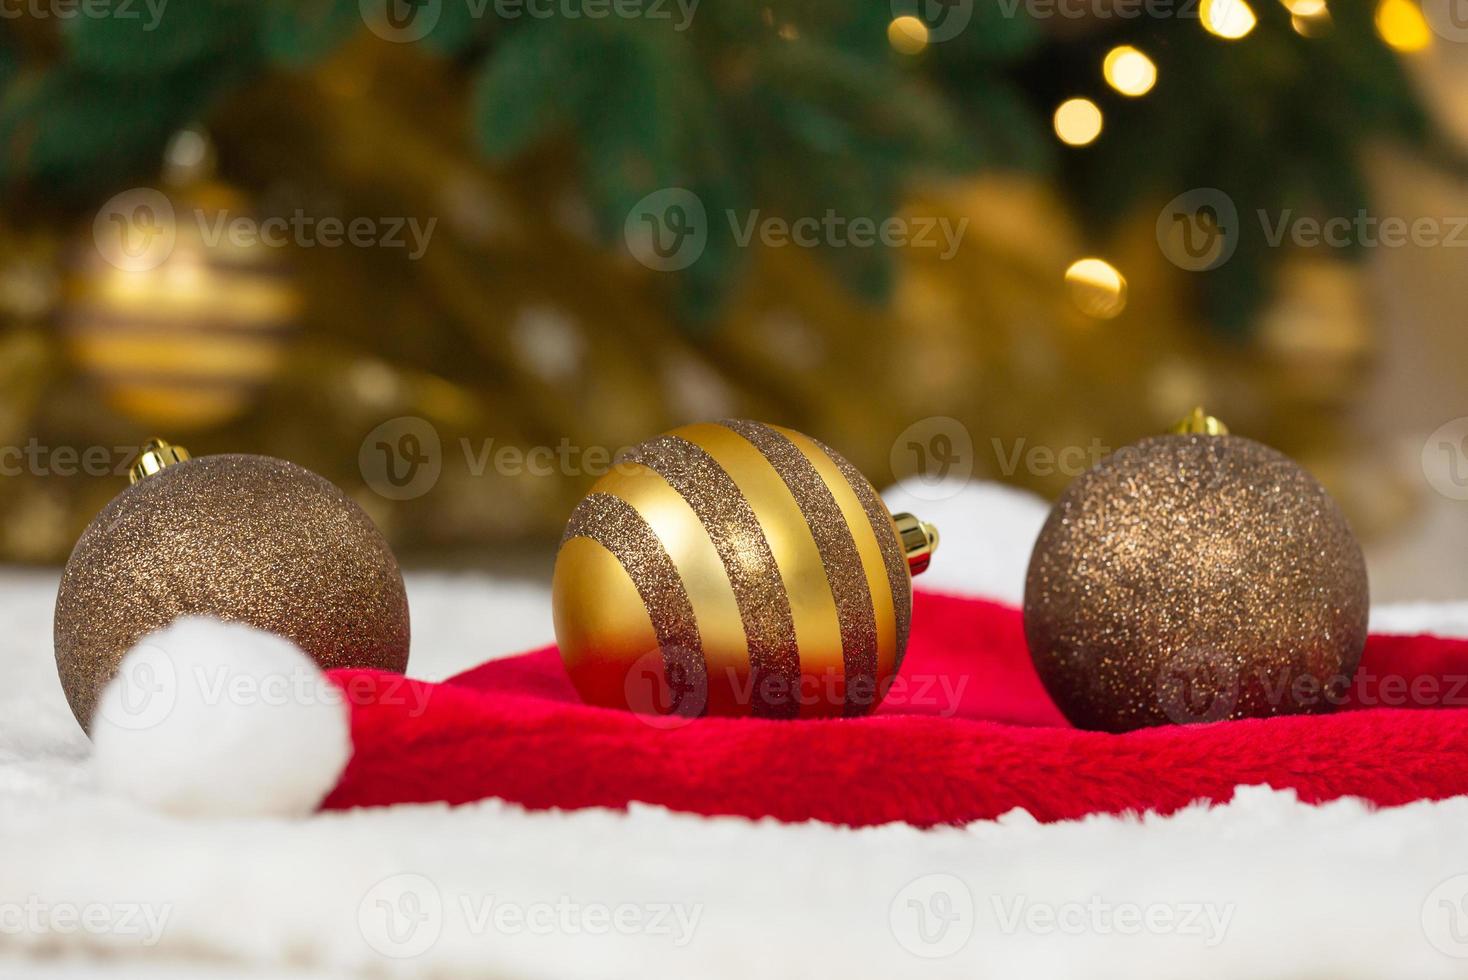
[1171,407,1230,436]
[129,438,192,484]
[894,512,939,576]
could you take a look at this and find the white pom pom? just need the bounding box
[91,617,352,818]
[883,479,1050,605]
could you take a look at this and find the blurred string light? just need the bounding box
[1102,46,1158,97]
[1054,98,1104,146]
[887,15,929,54]
[1201,0,1257,38]
[1065,258,1128,318]
[1375,0,1432,51]
[1291,4,1334,35]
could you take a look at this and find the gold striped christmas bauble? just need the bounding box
[59,182,299,431]
[553,420,937,720]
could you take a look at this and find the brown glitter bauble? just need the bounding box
[552,420,936,720]
[1023,433,1368,733]
[55,454,410,732]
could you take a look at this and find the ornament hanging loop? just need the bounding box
[894,512,939,576]
[129,438,192,485]
[1171,406,1229,436]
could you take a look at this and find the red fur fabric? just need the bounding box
[322,592,1468,826]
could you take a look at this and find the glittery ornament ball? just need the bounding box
[1023,433,1368,733]
[553,420,920,720]
[55,455,410,732]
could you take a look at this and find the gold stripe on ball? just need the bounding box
[627,433,803,717]
[777,427,900,692]
[553,536,663,706]
[584,462,752,717]
[663,423,845,718]
[561,492,708,715]
[64,334,287,380]
[68,267,302,321]
[818,439,913,669]
[718,420,880,715]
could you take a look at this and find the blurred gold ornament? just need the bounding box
[55,439,410,732]
[1024,410,1368,732]
[57,131,300,431]
[552,420,935,720]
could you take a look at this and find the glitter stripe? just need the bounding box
[777,426,899,692]
[819,440,913,669]
[628,435,802,718]
[720,420,879,715]
[561,492,708,716]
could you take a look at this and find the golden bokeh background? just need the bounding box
[0,4,1466,601]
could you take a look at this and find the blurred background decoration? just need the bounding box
[0,0,1466,597]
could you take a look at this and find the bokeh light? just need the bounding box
[1201,0,1258,39]
[1065,258,1128,319]
[1103,46,1158,97]
[887,16,930,55]
[1054,98,1104,146]
[1375,0,1432,51]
